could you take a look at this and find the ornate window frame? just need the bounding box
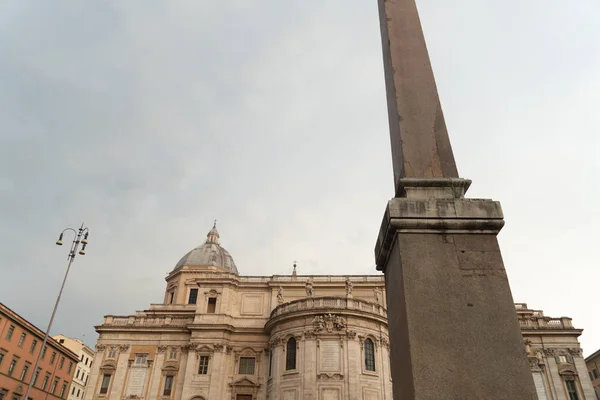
[195,346,214,378]
[359,335,379,376]
[235,348,260,376]
[282,334,301,375]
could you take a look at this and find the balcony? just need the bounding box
[101,315,194,327]
[269,296,387,320]
[518,317,574,330]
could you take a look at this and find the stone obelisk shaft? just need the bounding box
[379,0,458,194]
[375,0,538,398]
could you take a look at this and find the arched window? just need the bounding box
[364,338,376,372]
[286,337,296,370]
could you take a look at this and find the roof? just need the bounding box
[0,302,80,362]
[172,223,238,274]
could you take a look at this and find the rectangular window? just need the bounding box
[59,383,67,399]
[0,389,7,400]
[107,347,117,359]
[32,368,41,387]
[41,347,47,360]
[18,333,26,347]
[566,380,579,400]
[238,357,255,375]
[134,354,148,365]
[188,288,198,305]
[19,364,29,381]
[207,297,217,314]
[71,388,75,396]
[59,357,64,369]
[77,389,80,397]
[50,352,56,364]
[99,374,111,395]
[169,292,174,304]
[8,359,18,376]
[0,352,4,366]
[51,378,59,394]
[68,361,73,374]
[198,356,209,374]
[163,376,174,396]
[76,370,80,379]
[42,374,50,390]
[168,348,177,361]
[29,340,38,354]
[81,372,85,382]
[6,325,15,340]
[594,369,599,379]
[268,351,273,377]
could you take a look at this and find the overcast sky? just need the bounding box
[1,1,599,356]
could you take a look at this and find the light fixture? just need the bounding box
[79,243,87,256]
[56,233,63,246]
[81,232,89,245]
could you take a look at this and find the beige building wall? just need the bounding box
[53,335,95,400]
[82,226,593,400]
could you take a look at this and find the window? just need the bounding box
[198,356,209,375]
[364,338,376,372]
[29,340,38,354]
[32,368,41,387]
[107,347,117,359]
[58,339,65,344]
[556,354,573,364]
[99,374,111,395]
[81,372,85,382]
[188,288,198,305]
[18,333,26,348]
[207,298,217,314]
[286,338,296,370]
[68,362,73,374]
[59,383,67,399]
[8,358,17,376]
[71,388,75,396]
[566,380,580,400]
[594,369,599,379]
[77,389,80,397]
[50,378,59,394]
[168,348,177,361]
[0,352,4,366]
[19,364,29,381]
[169,292,174,304]
[0,389,7,400]
[269,351,273,377]
[238,357,255,375]
[50,352,56,364]
[134,354,148,365]
[41,374,50,390]
[59,357,65,369]
[41,347,47,360]
[76,370,80,379]
[6,325,15,340]
[163,375,174,396]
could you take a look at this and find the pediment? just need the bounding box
[229,377,260,388]
[100,361,117,371]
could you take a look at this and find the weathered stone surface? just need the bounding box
[378,0,458,195]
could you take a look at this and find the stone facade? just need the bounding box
[518,303,594,399]
[83,226,592,400]
[53,335,94,400]
[585,349,600,398]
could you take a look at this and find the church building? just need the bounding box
[82,225,592,400]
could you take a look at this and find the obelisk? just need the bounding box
[375,1,538,399]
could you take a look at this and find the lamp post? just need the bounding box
[23,223,89,400]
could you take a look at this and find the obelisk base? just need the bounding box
[376,178,537,399]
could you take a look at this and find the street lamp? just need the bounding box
[23,223,90,400]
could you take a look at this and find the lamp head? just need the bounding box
[56,233,63,246]
[81,232,89,245]
[79,243,87,256]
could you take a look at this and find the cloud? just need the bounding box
[1,0,599,358]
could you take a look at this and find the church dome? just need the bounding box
[173,223,238,274]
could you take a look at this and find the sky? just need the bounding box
[1,1,599,355]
